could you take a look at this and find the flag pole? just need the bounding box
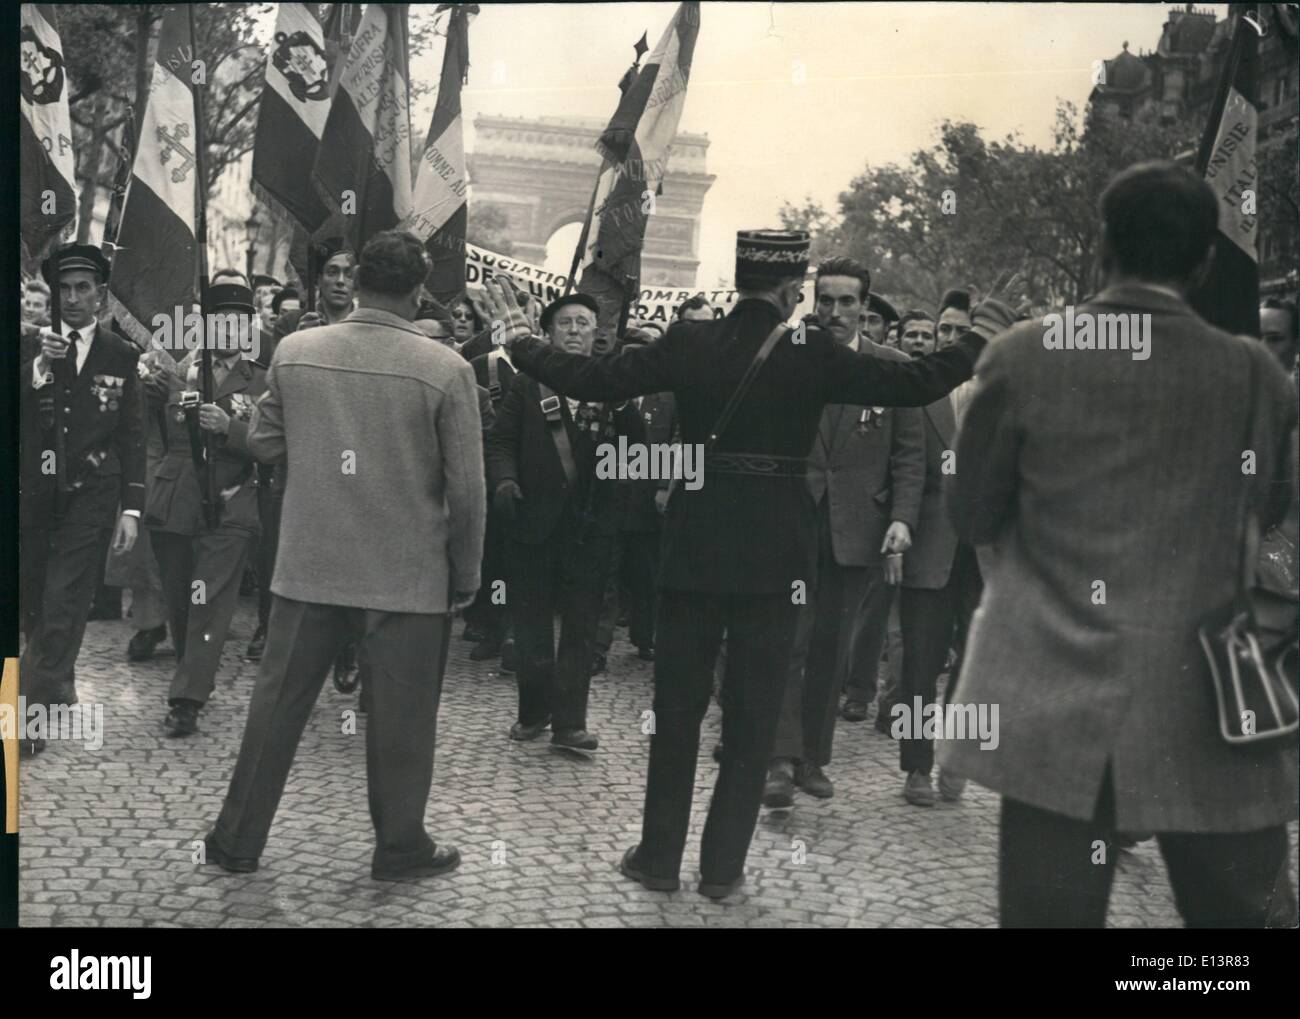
[564,169,604,297]
[39,252,69,492]
[189,4,218,531]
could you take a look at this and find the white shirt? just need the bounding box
[32,319,97,388]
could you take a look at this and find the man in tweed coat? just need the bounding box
[942,162,1298,927]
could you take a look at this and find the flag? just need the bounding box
[311,3,413,252]
[1189,11,1259,338]
[252,3,335,231]
[107,5,198,347]
[19,4,76,260]
[407,3,475,303]
[576,2,700,339]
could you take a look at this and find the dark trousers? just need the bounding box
[465,503,511,641]
[254,481,282,632]
[843,578,896,704]
[897,543,983,774]
[595,530,658,652]
[510,522,617,732]
[773,505,886,766]
[1001,772,1299,928]
[212,595,452,869]
[639,589,799,883]
[20,520,112,708]
[153,526,254,705]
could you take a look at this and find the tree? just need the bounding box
[784,99,1197,312]
[58,3,270,243]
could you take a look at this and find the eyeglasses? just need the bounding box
[450,309,474,321]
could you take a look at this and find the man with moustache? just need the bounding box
[485,293,646,753]
[763,257,924,807]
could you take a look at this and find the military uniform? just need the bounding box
[506,230,986,889]
[144,300,267,729]
[484,370,646,741]
[20,246,145,717]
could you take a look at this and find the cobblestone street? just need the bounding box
[18,596,1299,928]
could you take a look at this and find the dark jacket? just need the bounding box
[485,373,647,545]
[508,297,982,593]
[21,324,146,529]
[143,352,267,536]
[901,394,960,588]
[471,348,517,406]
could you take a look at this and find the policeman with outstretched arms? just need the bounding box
[483,229,1017,899]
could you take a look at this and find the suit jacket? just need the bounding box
[143,353,267,536]
[248,308,485,614]
[21,324,145,529]
[901,394,961,588]
[484,373,646,545]
[940,284,1299,833]
[508,298,983,593]
[807,340,924,567]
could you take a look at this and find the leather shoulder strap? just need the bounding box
[705,322,787,451]
[537,383,578,486]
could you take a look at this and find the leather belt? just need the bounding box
[703,452,807,478]
[538,384,578,486]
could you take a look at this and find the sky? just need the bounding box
[328,3,1228,287]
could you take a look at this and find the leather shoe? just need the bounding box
[840,699,870,723]
[903,770,936,807]
[499,639,518,674]
[711,743,724,763]
[636,643,655,662]
[127,624,168,662]
[938,768,967,802]
[795,761,834,799]
[203,831,259,873]
[698,873,745,900]
[874,708,894,735]
[372,844,461,882]
[469,637,502,661]
[462,624,488,643]
[618,846,679,891]
[762,759,795,809]
[244,626,266,661]
[509,717,551,741]
[590,651,607,676]
[19,738,46,758]
[551,728,598,753]
[163,700,201,737]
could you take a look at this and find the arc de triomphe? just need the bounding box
[467,115,716,288]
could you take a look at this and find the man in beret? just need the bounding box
[485,291,647,754]
[860,292,899,346]
[143,283,268,736]
[20,243,146,755]
[484,230,1015,897]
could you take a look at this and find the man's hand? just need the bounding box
[111,513,138,554]
[450,589,478,613]
[881,521,912,555]
[494,479,523,521]
[654,488,670,514]
[971,271,1029,340]
[198,403,231,434]
[483,280,535,347]
[883,552,904,586]
[297,311,324,330]
[35,327,71,377]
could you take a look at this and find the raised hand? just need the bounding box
[971,271,1028,340]
[483,280,534,347]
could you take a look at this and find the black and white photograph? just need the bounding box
[5,0,1299,958]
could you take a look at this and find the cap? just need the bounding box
[939,287,971,317]
[49,243,111,283]
[735,229,810,283]
[866,293,900,323]
[209,282,255,314]
[271,288,300,314]
[251,274,282,291]
[540,292,600,333]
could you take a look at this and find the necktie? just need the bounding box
[66,330,80,375]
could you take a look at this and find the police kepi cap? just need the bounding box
[209,282,255,314]
[735,230,810,282]
[52,243,111,282]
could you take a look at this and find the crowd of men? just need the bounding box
[16,158,1299,926]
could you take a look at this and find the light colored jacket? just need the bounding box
[248,308,485,614]
[940,285,1298,833]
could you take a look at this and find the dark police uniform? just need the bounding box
[484,370,646,742]
[20,245,145,719]
[506,230,986,889]
[145,340,267,731]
